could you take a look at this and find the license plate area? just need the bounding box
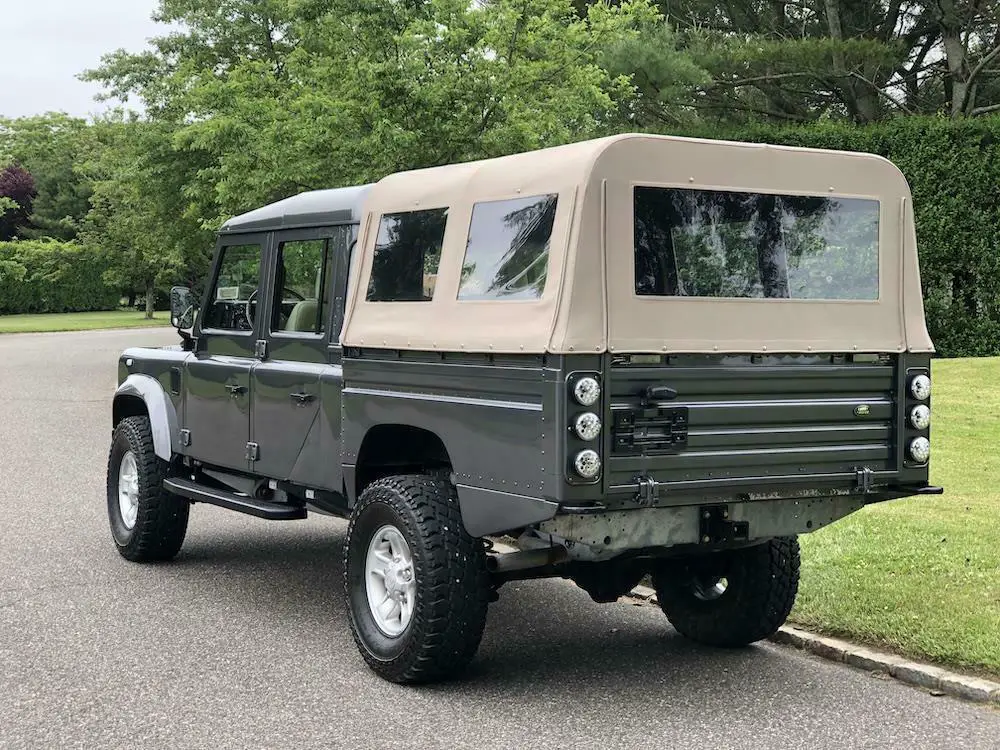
[612,405,689,455]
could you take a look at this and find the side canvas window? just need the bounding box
[271,239,332,335]
[367,208,448,302]
[459,194,557,301]
[202,243,263,331]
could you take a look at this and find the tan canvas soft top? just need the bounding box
[341,133,933,354]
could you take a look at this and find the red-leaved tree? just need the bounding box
[0,164,37,241]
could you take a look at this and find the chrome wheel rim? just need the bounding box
[365,524,416,637]
[117,451,140,530]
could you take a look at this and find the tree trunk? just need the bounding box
[145,280,155,320]
[935,0,970,116]
[127,291,136,308]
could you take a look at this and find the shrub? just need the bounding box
[0,240,120,314]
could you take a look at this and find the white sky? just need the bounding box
[0,0,162,119]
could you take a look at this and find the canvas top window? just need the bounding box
[459,194,558,301]
[634,186,880,301]
[367,208,447,302]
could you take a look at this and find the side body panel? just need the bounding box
[341,351,564,535]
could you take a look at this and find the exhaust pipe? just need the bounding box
[487,546,568,574]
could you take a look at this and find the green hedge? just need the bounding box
[0,240,120,314]
[673,117,1000,358]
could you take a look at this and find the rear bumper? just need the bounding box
[532,494,865,562]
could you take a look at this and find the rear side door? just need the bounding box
[183,235,268,471]
[251,227,351,485]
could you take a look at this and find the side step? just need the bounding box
[164,477,308,521]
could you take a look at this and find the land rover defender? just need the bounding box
[107,133,941,683]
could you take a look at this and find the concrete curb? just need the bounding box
[771,626,1000,706]
[490,541,999,707]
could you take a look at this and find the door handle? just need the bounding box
[290,392,315,405]
[225,384,248,397]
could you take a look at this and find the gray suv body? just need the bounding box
[107,134,941,683]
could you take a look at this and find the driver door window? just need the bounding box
[202,243,263,332]
[271,239,332,335]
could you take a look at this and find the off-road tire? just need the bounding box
[107,415,189,562]
[344,474,490,684]
[652,537,800,647]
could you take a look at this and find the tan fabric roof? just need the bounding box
[341,134,933,354]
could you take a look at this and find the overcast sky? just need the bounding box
[1,0,162,119]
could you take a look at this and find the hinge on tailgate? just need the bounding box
[854,466,874,494]
[180,429,191,447]
[246,442,260,462]
[634,475,660,506]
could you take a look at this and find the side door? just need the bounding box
[183,235,269,471]
[251,227,349,485]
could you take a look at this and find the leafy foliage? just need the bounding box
[0,114,98,240]
[0,240,120,314]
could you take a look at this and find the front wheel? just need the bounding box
[652,537,800,647]
[344,475,490,684]
[107,415,189,562]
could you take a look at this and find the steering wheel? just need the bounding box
[244,289,259,328]
[244,287,306,329]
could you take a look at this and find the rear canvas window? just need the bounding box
[634,187,879,301]
[459,194,557,300]
[367,208,448,301]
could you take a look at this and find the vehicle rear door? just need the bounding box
[183,234,269,471]
[250,227,350,485]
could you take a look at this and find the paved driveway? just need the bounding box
[1,328,997,749]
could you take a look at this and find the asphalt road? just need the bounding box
[1,327,998,750]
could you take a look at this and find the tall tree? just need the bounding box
[83,0,688,227]
[81,117,215,318]
[0,114,98,240]
[579,0,1000,124]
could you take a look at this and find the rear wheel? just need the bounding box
[344,474,490,683]
[652,537,800,647]
[106,416,189,562]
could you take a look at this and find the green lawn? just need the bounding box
[792,356,1000,678]
[0,310,172,334]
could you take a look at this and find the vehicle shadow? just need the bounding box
[163,519,798,698]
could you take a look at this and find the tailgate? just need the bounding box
[606,354,898,497]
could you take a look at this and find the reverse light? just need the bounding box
[573,412,602,442]
[573,450,602,479]
[910,374,931,401]
[573,377,601,407]
[909,404,931,431]
[909,436,930,464]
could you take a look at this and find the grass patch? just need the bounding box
[0,310,171,334]
[792,356,1000,677]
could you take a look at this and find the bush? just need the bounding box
[0,240,120,314]
[668,116,1000,358]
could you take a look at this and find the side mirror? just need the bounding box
[170,286,196,330]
